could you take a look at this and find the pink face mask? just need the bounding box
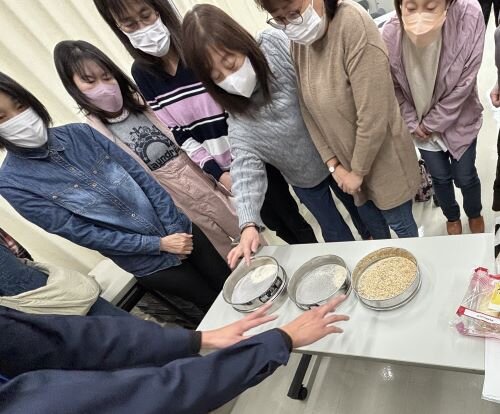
[402,9,447,48]
[83,82,123,113]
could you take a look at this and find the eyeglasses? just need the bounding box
[266,12,304,29]
[266,0,307,30]
[117,10,159,33]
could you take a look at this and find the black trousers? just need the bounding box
[261,163,318,244]
[261,164,370,242]
[478,0,500,26]
[137,224,230,313]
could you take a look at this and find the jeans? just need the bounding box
[293,176,370,242]
[420,140,482,221]
[358,200,418,239]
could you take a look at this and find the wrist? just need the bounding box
[159,237,169,252]
[279,326,295,348]
[241,223,259,234]
[326,157,340,173]
[200,330,219,349]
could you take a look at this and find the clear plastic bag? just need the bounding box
[454,268,500,339]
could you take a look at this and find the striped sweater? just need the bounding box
[132,62,231,180]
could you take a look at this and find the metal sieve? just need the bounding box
[222,256,288,313]
[288,255,351,310]
[352,247,421,311]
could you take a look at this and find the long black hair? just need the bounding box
[54,40,147,123]
[182,4,272,115]
[254,0,340,20]
[0,72,52,151]
[93,0,183,68]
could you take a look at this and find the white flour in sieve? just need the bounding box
[231,264,278,304]
[296,264,347,305]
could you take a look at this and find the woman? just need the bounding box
[53,40,239,259]
[256,0,421,239]
[382,0,485,235]
[93,0,318,247]
[0,72,230,314]
[182,5,371,267]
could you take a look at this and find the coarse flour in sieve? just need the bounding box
[231,264,278,304]
[296,264,347,305]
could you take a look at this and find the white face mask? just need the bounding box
[0,108,48,148]
[123,17,171,57]
[216,57,258,98]
[284,0,328,45]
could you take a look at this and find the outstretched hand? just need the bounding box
[201,295,350,350]
[201,302,277,349]
[281,295,349,348]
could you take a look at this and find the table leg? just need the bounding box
[116,284,146,312]
[287,354,312,400]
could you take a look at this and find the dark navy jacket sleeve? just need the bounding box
[0,329,289,414]
[0,185,162,256]
[86,125,191,236]
[0,309,199,378]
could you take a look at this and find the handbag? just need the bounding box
[414,159,434,202]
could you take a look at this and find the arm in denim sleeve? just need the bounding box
[0,329,289,414]
[86,125,191,235]
[0,309,199,378]
[0,188,161,256]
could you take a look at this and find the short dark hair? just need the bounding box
[182,4,272,115]
[53,40,147,122]
[0,72,52,151]
[93,0,183,69]
[254,0,340,20]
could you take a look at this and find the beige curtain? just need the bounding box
[0,0,266,271]
[174,0,267,34]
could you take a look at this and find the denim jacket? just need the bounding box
[0,123,191,277]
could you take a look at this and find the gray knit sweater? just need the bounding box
[229,29,328,229]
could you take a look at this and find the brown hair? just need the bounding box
[93,0,183,71]
[254,0,340,20]
[182,4,272,115]
[394,0,455,21]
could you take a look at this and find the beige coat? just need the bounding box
[292,0,419,210]
[87,110,239,259]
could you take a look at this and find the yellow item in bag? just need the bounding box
[488,281,500,312]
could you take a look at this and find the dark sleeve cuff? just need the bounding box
[190,331,202,354]
[203,159,225,181]
[276,329,293,352]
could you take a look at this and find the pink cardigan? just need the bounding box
[382,0,485,160]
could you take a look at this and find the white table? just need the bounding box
[199,234,494,374]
